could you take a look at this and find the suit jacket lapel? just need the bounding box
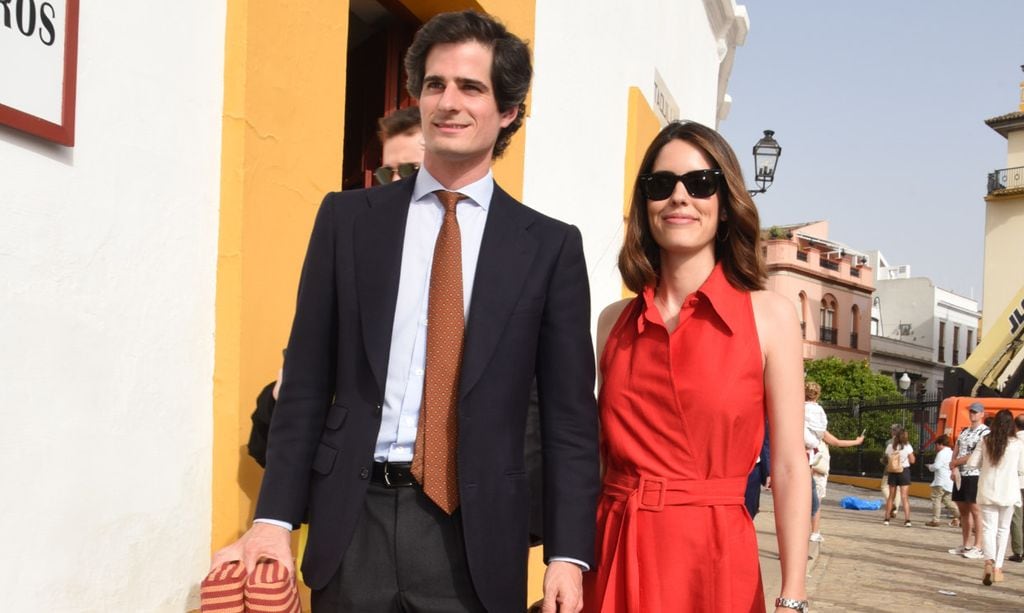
[460,184,537,397]
[354,179,414,397]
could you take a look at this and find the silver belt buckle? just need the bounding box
[383,462,394,487]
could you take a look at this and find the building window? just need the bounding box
[938,321,946,363]
[820,295,837,345]
[799,292,809,339]
[967,329,974,359]
[953,325,961,366]
[850,305,860,349]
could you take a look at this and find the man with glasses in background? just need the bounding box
[374,106,423,185]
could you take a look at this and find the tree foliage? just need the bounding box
[804,357,904,403]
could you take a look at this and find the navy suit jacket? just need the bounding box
[255,175,600,612]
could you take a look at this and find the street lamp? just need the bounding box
[749,129,782,196]
[898,372,911,397]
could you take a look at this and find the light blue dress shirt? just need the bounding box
[374,166,493,462]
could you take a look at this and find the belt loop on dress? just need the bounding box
[636,475,666,511]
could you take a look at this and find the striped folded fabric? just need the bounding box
[201,561,246,613]
[201,559,300,613]
[244,559,301,613]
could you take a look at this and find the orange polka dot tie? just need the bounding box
[411,190,466,514]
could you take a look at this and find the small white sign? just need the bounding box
[653,70,679,126]
[0,0,78,145]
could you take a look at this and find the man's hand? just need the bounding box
[210,522,294,576]
[541,560,583,613]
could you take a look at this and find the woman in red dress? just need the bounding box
[582,121,809,613]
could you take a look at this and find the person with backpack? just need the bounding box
[883,425,915,526]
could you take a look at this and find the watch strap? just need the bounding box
[775,597,809,612]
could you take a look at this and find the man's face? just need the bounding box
[417,41,517,170]
[380,128,424,182]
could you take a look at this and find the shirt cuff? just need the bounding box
[549,556,590,572]
[254,518,294,532]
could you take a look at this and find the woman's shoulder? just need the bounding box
[598,298,635,330]
[596,297,638,361]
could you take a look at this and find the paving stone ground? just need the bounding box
[756,481,1024,612]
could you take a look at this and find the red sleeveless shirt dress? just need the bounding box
[583,264,766,612]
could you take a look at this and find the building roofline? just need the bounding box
[985,111,1024,138]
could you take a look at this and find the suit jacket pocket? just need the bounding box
[325,403,350,430]
[312,443,338,475]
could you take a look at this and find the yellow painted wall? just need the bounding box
[213,0,349,551]
[619,87,661,298]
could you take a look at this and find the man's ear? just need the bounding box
[499,104,519,128]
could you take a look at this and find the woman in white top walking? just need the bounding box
[967,409,1024,585]
[884,425,915,526]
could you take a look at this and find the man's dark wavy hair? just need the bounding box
[404,10,531,158]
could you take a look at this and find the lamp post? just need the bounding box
[749,129,782,196]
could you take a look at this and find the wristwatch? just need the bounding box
[775,597,809,612]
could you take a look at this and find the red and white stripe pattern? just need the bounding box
[201,560,300,613]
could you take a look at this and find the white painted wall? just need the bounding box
[524,0,748,327]
[0,3,225,611]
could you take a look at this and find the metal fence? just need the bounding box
[822,392,944,483]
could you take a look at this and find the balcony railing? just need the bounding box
[796,251,808,262]
[820,326,838,345]
[850,268,860,278]
[988,166,1024,193]
[850,332,859,349]
[819,259,839,272]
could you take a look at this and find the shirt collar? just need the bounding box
[412,164,493,211]
[637,262,744,335]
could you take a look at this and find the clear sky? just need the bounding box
[718,1,1024,306]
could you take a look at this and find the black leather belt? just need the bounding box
[371,461,416,487]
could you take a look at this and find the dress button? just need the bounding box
[374,403,383,417]
[359,467,369,479]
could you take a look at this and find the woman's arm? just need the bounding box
[822,431,864,448]
[753,291,808,608]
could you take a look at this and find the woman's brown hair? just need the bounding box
[618,120,766,294]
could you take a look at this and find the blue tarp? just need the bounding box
[839,495,883,510]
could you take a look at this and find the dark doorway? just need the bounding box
[342,0,421,190]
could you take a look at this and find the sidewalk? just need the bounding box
[756,481,1024,611]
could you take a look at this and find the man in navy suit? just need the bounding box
[212,10,600,613]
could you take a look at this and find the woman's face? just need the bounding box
[645,138,722,259]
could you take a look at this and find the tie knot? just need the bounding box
[435,190,466,213]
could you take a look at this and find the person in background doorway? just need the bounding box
[883,425,915,527]
[925,434,960,527]
[949,403,991,559]
[374,106,424,185]
[966,409,1024,585]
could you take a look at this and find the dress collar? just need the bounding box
[637,262,745,335]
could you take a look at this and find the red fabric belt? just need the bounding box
[603,472,747,510]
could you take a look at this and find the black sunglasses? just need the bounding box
[638,169,724,200]
[374,162,419,185]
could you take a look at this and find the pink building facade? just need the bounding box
[763,222,874,361]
